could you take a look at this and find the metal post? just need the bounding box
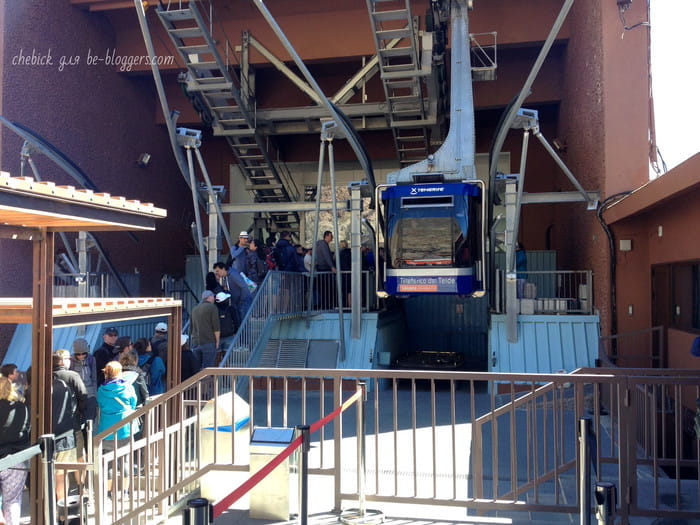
[340,384,383,525]
[357,383,366,517]
[349,182,362,339]
[306,138,327,319]
[185,146,208,283]
[40,434,56,525]
[579,417,592,525]
[328,138,347,361]
[594,482,616,525]
[297,425,310,525]
[183,497,212,525]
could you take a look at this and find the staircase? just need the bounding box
[156,3,300,232]
[366,0,432,166]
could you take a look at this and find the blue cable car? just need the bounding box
[378,180,485,296]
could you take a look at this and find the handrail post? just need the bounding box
[357,382,366,517]
[579,417,592,525]
[340,383,382,525]
[39,434,56,525]
[297,425,310,525]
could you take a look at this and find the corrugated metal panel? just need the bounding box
[494,250,557,272]
[489,314,600,374]
[270,313,379,370]
[3,318,169,371]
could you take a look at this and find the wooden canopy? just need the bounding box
[0,172,179,525]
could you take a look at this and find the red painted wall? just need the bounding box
[607,155,700,367]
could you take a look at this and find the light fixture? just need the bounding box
[137,153,151,168]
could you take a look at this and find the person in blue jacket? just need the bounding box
[97,361,138,496]
[133,338,166,396]
[97,361,137,442]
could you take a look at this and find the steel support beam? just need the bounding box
[521,191,601,204]
[221,201,335,214]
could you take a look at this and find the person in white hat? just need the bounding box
[228,231,250,275]
[150,321,169,366]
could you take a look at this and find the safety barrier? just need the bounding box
[0,434,56,524]
[208,388,364,523]
[78,367,700,524]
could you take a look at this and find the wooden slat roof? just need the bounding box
[0,172,166,234]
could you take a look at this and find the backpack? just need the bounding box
[52,376,77,451]
[255,256,268,281]
[140,355,156,387]
[272,245,287,270]
[274,241,296,271]
[265,251,277,271]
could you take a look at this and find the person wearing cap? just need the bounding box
[190,290,220,368]
[150,321,169,365]
[180,334,201,382]
[94,326,119,385]
[70,338,98,421]
[115,335,133,358]
[228,230,250,275]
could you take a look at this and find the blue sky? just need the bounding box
[650,1,700,172]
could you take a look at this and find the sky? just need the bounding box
[649,0,700,173]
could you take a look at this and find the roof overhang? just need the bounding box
[0,173,166,235]
[604,153,700,224]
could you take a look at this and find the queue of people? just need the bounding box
[0,229,376,522]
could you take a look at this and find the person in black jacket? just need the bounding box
[94,326,119,385]
[0,376,30,525]
[53,349,88,506]
[180,334,201,382]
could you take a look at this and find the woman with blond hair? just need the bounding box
[97,361,137,443]
[97,362,138,495]
[0,376,30,525]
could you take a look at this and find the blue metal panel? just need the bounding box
[489,314,600,374]
[3,318,169,371]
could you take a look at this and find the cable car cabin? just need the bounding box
[378,181,485,296]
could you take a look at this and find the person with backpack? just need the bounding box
[274,231,301,272]
[150,322,169,365]
[52,349,87,509]
[133,338,166,396]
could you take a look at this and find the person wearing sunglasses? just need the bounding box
[70,338,97,421]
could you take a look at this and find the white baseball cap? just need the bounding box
[215,292,231,303]
[155,322,168,333]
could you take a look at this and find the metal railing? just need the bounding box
[53,272,110,298]
[218,270,377,368]
[599,326,665,368]
[495,269,594,314]
[79,367,700,524]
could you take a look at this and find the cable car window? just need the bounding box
[389,216,460,268]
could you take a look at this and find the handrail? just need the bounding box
[84,368,700,524]
[598,325,665,367]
